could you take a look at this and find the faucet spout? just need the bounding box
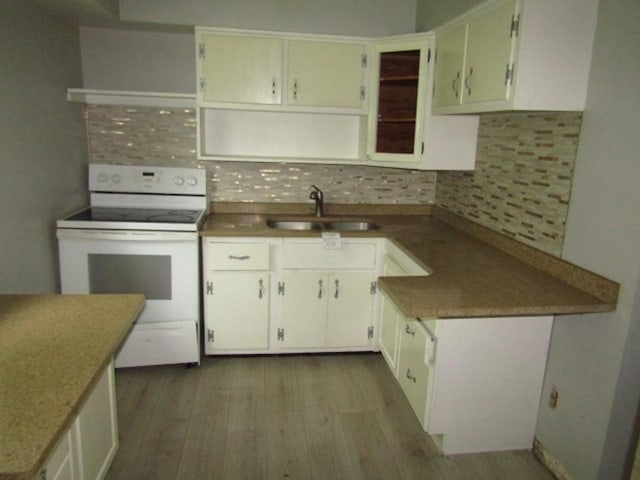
[309,185,324,217]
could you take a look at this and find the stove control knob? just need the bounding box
[174,176,185,186]
[96,173,109,183]
[186,176,198,186]
[111,174,122,184]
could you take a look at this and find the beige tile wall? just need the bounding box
[85,104,436,204]
[85,105,581,255]
[436,112,582,256]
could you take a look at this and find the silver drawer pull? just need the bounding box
[258,278,264,299]
[406,368,417,383]
[228,255,250,260]
[318,279,323,299]
[405,324,415,336]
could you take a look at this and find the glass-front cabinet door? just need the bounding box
[367,36,430,165]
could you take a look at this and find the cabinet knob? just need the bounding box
[405,324,415,336]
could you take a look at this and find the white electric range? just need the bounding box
[57,163,207,368]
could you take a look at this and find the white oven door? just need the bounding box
[57,229,199,324]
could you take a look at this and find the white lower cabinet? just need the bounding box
[203,239,272,354]
[38,361,118,480]
[277,238,379,351]
[382,287,554,455]
[279,271,376,349]
[396,318,436,430]
[202,237,381,354]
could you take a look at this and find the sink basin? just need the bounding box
[266,219,379,232]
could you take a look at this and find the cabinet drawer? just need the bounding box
[281,241,376,269]
[397,319,434,426]
[206,243,270,270]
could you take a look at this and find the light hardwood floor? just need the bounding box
[106,353,555,480]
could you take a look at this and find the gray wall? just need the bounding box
[0,1,88,293]
[415,0,482,31]
[80,28,196,93]
[119,0,417,37]
[535,1,640,479]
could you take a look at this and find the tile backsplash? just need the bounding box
[436,112,582,256]
[85,104,436,204]
[85,105,581,255]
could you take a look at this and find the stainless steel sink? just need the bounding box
[266,219,379,232]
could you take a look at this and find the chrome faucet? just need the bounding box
[309,185,324,217]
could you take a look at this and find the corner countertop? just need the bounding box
[199,203,618,318]
[0,294,145,480]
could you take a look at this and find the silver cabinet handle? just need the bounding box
[318,279,323,299]
[334,279,339,299]
[452,71,460,98]
[464,67,473,96]
[293,78,298,100]
[405,324,415,336]
[406,368,417,383]
[258,278,264,299]
[228,255,250,260]
[272,77,277,97]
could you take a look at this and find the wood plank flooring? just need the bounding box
[106,353,555,480]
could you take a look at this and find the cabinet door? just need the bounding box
[367,37,429,164]
[204,272,269,352]
[397,320,432,428]
[40,429,77,480]
[279,272,328,348]
[74,362,118,480]
[287,40,366,109]
[464,1,517,104]
[380,293,401,375]
[379,257,407,373]
[326,273,375,347]
[433,24,467,107]
[199,34,282,105]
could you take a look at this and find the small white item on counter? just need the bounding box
[322,232,341,250]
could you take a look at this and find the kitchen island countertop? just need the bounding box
[0,294,145,480]
[200,203,618,318]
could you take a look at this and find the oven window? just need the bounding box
[88,254,172,300]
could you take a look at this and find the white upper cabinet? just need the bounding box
[432,0,599,114]
[198,33,282,106]
[195,28,477,168]
[287,40,367,109]
[197,29,368,113]
[367,34,479,170]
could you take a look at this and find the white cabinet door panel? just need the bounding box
[326,273,375,347]
[287,40,366,108]
[280,272,328,348]
[200,34,282,105]
[205,272,270,351]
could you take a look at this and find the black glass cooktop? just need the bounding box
[65,207,203,224]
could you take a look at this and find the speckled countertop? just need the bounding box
[200,203,619,318]
[0,294,145,480]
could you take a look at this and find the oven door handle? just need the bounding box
[56,229,197,242]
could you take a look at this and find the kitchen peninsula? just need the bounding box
[201,202,618,454]
[0,294,145,480]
